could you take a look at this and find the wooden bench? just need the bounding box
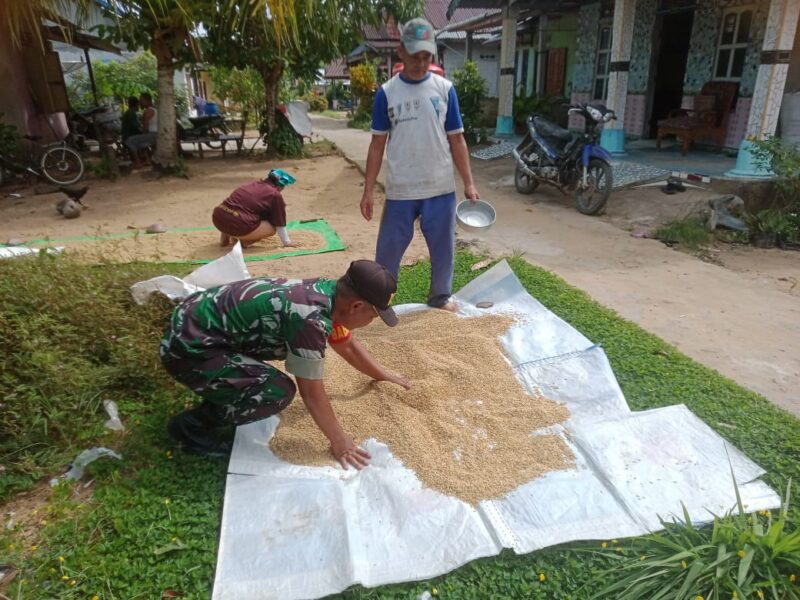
[180,136,217,158]
[218,133,244,157]
[218,118,246,157]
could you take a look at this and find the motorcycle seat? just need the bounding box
[533,116,573,143]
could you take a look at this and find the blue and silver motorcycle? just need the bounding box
[512,102,616,215]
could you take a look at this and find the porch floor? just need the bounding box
[473,136,740,186]
[620,139,738,178]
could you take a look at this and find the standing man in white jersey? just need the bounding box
[359,17,480,312]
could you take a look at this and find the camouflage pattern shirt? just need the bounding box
[161,277,343,380]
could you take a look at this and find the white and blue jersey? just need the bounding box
[371,73,464,200]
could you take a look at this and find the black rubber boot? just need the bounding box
[167,402,233,458]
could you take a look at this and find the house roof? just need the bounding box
[447,0,584,18]
[324,58,348,79]
[425,0,498,29]
[42,25,122,54]
[361,20,401,42]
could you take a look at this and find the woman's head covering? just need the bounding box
[267,169,296,188]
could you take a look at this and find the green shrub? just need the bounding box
[325,81,350,108]
[0,253,186,500]
[653,219,711,249]
[350,61,378,123]
[0,112,17,155]
[258,109,304,158]
[750,136,800,209]
[347,111,372,131]
[452,61,488,142]
[303,92,328,112]
[746,208,797,242]
[594,481,800,600]
[86,153,119,180]
[513,92,557,130]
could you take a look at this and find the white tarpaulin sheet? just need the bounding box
[213,261,779,600]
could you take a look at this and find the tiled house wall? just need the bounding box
[568,0,766,147]
[572,3,601,94]
[627,0,658,94]
[683,0,766,96]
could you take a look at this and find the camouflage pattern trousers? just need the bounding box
[160,346,297,426]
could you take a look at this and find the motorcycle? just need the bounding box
[69,105,123,155]
[512,102,617,215]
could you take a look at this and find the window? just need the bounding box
[594,24,612,101]
[714,8,753,80]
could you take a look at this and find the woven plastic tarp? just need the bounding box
[212,261,779,600]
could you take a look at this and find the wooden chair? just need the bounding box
[656,81,739,155]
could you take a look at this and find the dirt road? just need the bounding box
[312,116,800,417]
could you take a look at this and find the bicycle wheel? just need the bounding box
[40,145,84,185]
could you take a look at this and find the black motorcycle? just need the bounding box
[512,102,617,215]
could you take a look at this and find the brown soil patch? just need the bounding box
[271,310,574,504]
[31,228,326,264]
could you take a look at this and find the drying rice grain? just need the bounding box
[271,310,574,504]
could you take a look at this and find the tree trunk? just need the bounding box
[151,32,179,171]
[260,61,284,146]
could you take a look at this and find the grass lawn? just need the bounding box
[1,250,798,599]
[319,110,350,120]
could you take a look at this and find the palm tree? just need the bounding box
[98,0,298,170]
[203,0,420,150]
[0,1,91,50]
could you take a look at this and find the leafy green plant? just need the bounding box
[593,478,800,600]
[303,92,328,112]
[325,80,350,109]
[746,208,796,239]
[65,51,191,116]
[750,136,800,209]
[513,92,557,130]
[452,60,488,142]
[653,219,711,249]
[349,60,378,123]
[86,153,119,180]
[0,112,17,155]
[208,65,263,126]
[259,109,303,157]
[347,111,372,131]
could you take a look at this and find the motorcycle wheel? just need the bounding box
[514,164,539,194]
[575,158,612,215]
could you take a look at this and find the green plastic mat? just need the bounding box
[11,219,347,264]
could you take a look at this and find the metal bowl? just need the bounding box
[456,200,496,233]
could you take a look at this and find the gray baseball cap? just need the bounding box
[401,18,436,56]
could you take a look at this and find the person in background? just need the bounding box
[161,259,410,466]
[120,96,141,145]
[124,92,158,168]
[359,17,480,312]
[193,94,207,117]
[213,169,299,248]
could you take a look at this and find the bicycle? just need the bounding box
[0,134,85,187]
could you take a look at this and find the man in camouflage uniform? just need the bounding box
[161,260,410,468]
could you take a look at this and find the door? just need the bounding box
[546,48,567,97]
[647,10,694,137]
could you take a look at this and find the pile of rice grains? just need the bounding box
[271,310,574,504]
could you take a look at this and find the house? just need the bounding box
[0,10,120,142]
[449,0,800,176]
[322,0,502,97]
